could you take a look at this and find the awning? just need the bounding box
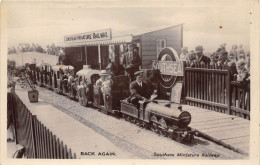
[64,35,132,47]
[52,65,74,71]
[76,69,100,84]
[37,62,52,71]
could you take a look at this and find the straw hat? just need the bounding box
[100,70,108,76]
[134,70,144,77]
[236,59,246,66]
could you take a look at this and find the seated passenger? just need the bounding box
[96,70,107,88]
[78,79,85,100]
[68,72,74,84]
[67,72,74,90]
[101,74,112,96]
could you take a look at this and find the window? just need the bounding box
[156,39,166,56]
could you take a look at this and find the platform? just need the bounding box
[14,85,138,159]
[182,105,250,155]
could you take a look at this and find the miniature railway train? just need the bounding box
[27,63,196,144]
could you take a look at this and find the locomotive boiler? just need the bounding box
[120,100,195,143]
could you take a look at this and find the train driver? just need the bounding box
[128,71,150,106]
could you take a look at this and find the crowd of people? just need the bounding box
[179,44,250,83]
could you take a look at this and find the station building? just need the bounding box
[62,24,183,73]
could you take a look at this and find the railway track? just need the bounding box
[34,85,246,159]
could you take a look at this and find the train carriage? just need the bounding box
[76,66,100,106]
[36,63,52,87]
[51,65,74,94]
[93,75,130,114]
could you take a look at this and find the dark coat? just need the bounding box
[129,80,149,99]
[221,60,238,80]
[198,55,211,65]
[122,52,141,72]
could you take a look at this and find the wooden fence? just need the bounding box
[9,91,77,159]
[184,64,250,120]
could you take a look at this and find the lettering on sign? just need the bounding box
[152,60,184,76]
[64,29,112,43]
[170,82,183,104]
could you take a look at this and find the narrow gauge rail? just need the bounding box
[29,64,197,144]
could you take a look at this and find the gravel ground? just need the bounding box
[36,86,247,159]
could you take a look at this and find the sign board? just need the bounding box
[170,82,183,104]
[64,29,112,44]
[152,60,184,76]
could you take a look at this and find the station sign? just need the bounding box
[64,29,112,44]
[152,60,184,76]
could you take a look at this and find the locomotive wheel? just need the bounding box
[142,123,149,129]
[136,120,141,127]
[101,109,108,115]
[159,129,168,137]
[168,133,173,139]
[175,134,183,143]
[126,116,131,122]
[150,123,158,133]
[122,114,126,120]
[131,118,136,124]
[184,134,194,144]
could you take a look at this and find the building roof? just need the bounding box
[119,24,184,37]
[63,24,183,47]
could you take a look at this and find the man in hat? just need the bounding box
[96,70,108,88]
[122,43,141,81]
[195,45,211,65]
[128,71,150,106]
[218,51,237,80]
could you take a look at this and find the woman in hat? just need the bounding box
[235,59,250,83]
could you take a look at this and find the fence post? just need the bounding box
[182,61,187,104]
[31,115,38,158]
[226,69,231,115]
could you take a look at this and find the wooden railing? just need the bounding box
[9,91,76,158]
[230,81,250,119]
[184,64,250,120]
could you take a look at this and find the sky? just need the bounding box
[4,0,254,53]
